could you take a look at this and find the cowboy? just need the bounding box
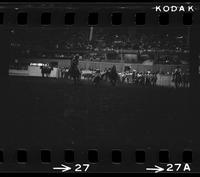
[93,69,101,86]
[109,65,119,86]
[132,69,137,84]
[71,54,79,66]
[68,54,81,84]
[40,64,45,77]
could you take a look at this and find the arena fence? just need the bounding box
[25,58,189,73]
[11,58,188,88]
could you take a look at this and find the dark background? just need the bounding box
[0,2,199,173]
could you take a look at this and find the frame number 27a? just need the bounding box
[166,163,191,172]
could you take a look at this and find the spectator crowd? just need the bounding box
[10,27,189,64]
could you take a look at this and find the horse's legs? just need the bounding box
[111,79,116,86]
[175,81,179,88]
[114,79,117,86]
[111,80,114,86]
[73,77,75,84]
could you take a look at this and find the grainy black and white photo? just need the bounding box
[0,2,200,173]
[9,27,191,88]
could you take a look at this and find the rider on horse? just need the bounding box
[109,65,119,86]
[71,54,79,66]
[40,63,53,78]
[68,54,81,83]
[93,69,102,86]
[173,66,182,88]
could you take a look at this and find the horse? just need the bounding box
[93,70,102,86]
[121,73,130,84]
[151,73,157,86]
[107,66,119,86]
[182,73,190,88]
[60,67,67,78]
[101,69,110,81]
[40,65,53,78]
[172,71,182,88]
[67,64,81,84]
[132,70,137,84]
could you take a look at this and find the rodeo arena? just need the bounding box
[9,27,192,88]
[6,25,200,154]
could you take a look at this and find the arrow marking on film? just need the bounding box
[146,165,164,173]
[53,164,72,172]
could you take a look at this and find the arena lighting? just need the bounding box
[38,63,44,66]
[10,29,15,34]
[177,36,183,39]
[30,63,44,66]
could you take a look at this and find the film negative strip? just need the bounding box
[0,2,200,173]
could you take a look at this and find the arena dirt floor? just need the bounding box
[0,76,199,171]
